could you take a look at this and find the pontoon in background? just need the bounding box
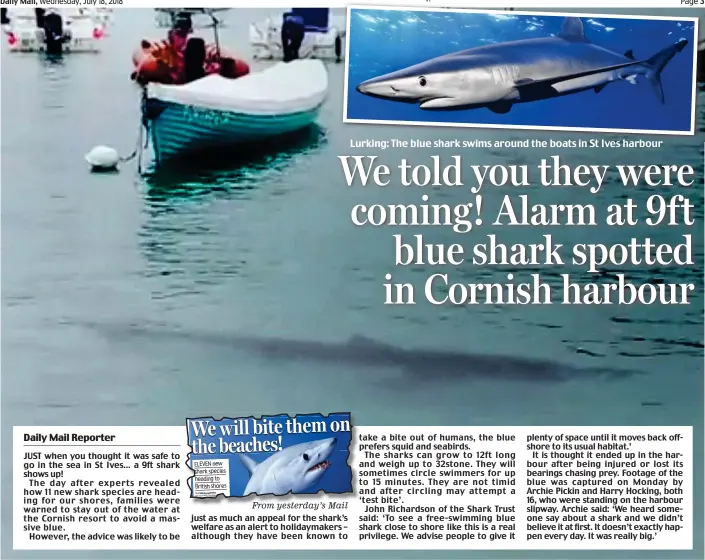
[3,7,105,53]
[249,8,345,62]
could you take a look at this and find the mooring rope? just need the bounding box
[118,88,150,175]
[119,124,144,163]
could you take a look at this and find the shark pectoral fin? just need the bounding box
[239,454,258,476]
[557,17,589,43]
[487,101,512,114]
[513,78,558,102]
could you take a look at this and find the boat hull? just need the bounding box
[147,99,323,163]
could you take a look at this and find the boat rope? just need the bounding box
[118,88,150,175]
[118,124,144,163]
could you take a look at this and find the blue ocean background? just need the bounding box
[188,413,353,496]
[346,10,697,133]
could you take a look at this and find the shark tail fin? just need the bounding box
[239,454,258,476]
[644,38,688,104]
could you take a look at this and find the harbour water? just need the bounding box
[1,8,703,559]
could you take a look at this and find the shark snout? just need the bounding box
[357,80,389,96]
[356,78,406,100]
[319,437,337,461]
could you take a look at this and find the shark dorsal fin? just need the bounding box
[624,49,635,60]
[349,334,376,347]
[558,17,588,43]
[239,454,258,476]
[348,334,389,349]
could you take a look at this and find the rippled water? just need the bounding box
[1,8,703,559]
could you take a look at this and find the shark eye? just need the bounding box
[418,76,427,87]
[303,453,310,462]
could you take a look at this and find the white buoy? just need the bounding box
[85,145,120,171]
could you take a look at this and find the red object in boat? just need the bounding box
[232,59,250,78]
[7,32,17,46]
[131,38,250,86]
[92,27,104,40]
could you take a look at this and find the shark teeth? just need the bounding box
[308,460,331,473]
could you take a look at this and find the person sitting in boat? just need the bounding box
[165,18,251,83]
[166,12,192,56]
[181,36,206,83]
[1,8,10,25]
[130,16,194,84]
[281,11,305,62]
[195,43,249,81]
[131,11,250,85]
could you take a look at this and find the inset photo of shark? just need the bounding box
[344,7,699,135]
[187,413,353,498]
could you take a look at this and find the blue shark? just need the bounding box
[84,322,640,383]
[239,437,337,496]
[356,17,689,113]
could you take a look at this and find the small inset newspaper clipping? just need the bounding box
[14,418,693,551]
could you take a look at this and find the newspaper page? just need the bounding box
[2,1,703,560]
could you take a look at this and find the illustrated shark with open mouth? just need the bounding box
[240,437,337,496]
